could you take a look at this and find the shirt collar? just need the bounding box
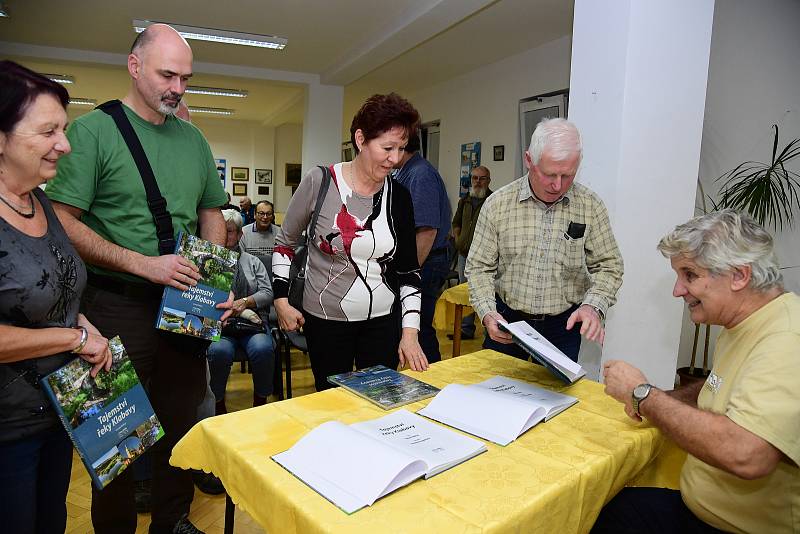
[517,175,572,208]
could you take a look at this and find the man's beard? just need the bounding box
[158,93,182,115]
[470,186,488,199]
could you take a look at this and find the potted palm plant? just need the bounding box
[679,124,800,385]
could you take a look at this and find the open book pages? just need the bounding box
[497,320,586,384]
[417,376,578,446]
[272,410,486,513]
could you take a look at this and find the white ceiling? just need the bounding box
[0,0,573,124]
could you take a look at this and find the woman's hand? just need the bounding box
[398,328,429,372]
[76,315,112,378]
[230,296,249,317]
[274,297,304,332]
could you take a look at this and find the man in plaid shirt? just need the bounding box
[465,118,623,361]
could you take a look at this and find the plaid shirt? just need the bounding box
[465,175,623,321]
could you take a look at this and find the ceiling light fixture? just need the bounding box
[133,19,287,50]
[0,2,8,17]
[186,85,248,98]
[42,73,75,84]
[188,106,235,116]
[69,98,97,106]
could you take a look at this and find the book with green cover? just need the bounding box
[327,365,440,410]
[155,232,238,342]
[41,336,165,490]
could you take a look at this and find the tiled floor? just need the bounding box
[65,329,485,533]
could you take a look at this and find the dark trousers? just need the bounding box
[483,295,582,362]
[0,426,73,534]
[418,249,450,364]
[591,487,726,534]
[304,312,400,392]
[82,284,207,534]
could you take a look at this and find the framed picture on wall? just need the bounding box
[493,145,505,161]
[233,183,248,196]
[285,163,302,187]
[257,186,270,196]
[231,167,249,182]
[255,168,272,184]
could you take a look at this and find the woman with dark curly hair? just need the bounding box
[273,93,428,392]
[0,60,112,533]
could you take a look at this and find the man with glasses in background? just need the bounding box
[451,166,493,339]
[240,200,278,277]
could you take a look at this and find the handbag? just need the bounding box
[222,317,264,337]
[287,166,331,310]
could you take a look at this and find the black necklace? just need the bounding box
[0,191,36,219]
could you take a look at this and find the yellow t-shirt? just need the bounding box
[680,292,800,534]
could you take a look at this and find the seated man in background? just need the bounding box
[208,210,275,415]
[240,200,278,276]
[239,196,255,225]
[596,210,799,534]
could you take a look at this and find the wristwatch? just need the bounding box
[632,383,654,417]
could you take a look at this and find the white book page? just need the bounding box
[351,409,487,478]
[418,384,546,446]
[500,320,585,378]
[272,420,426,513]
[472,376,578,420]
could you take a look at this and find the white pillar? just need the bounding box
[301,82,344,174]
[569,0,715,388]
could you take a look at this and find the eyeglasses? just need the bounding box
[471,176,489,182]
[256,212,274,218]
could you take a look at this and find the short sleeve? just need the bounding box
[45,121,100,210]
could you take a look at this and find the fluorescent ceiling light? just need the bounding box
[188,106,234,116]
[69,98,97,106]
[0,2,8,17]
[42,73,75,84]
[133,19,287,50]
[186,85,248,98]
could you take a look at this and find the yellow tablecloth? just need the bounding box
[171,350,674,534]
[434,282,474,331]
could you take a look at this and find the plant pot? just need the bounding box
[676,366,710,387]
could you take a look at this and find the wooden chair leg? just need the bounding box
[284,337,293,399]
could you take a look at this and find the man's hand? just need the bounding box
[603,359,648,421]
[142,254,201,290]
[216,291,235,321]
[566,304,604,345]
[274,298,304,332]
[482,311,514,344]
[398,328,429,371]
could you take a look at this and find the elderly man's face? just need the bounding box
[470,170,490,198]
[224,220,240,249]
[670,256,739,327]
[525,149,579,204]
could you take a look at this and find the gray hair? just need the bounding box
[222,209,243,230]
[528,117,582,165]
[657,209,783,291]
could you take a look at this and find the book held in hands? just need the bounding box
[327,365,440,409]
[41,336,164,490]
[272,409,486,513]
[498,320,586,384]
[418,376,578,446]
[155,231,238,342]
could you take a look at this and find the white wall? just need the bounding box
[344,36,573,212]
[192,117,276,206]
[274,123,304,213]
[677,0,800,368]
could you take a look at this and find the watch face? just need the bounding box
[633,384,650,399]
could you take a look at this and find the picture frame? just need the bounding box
[255,168,272,184]
[257,186,270,196]
[231,167,249,182]
[285,163,302,187]
[493,145,505,161]
[233,183,248,196]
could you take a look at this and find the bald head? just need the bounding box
[126,24,193,123]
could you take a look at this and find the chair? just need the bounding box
[442,237,461,290]
[275,328,308,399]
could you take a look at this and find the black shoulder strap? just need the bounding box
[98,100,176,255]
[307,165,331,243]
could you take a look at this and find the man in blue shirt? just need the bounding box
[393,132,452,363]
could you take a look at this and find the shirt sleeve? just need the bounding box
[452,197,465,229]
[725,332,800,466]
[247,255,274,310]
[581,198,624,316]
[402,164,441,229]
[390,182,422,330]
[465,196,500,321]
[45,121,100,211]
[271,167,319,299]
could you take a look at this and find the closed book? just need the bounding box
[272,409,486,513]
[155,232,238,342]
[418,376,578,446]
[327,365,440,409]
[40,336,164,490]
[497,320,586,384]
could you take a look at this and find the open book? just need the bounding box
[272,409,486,513]
[417,376,578,446]
[498,320,586,384]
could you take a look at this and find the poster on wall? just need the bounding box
[214,158,226,186]
[459,142,481,198]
